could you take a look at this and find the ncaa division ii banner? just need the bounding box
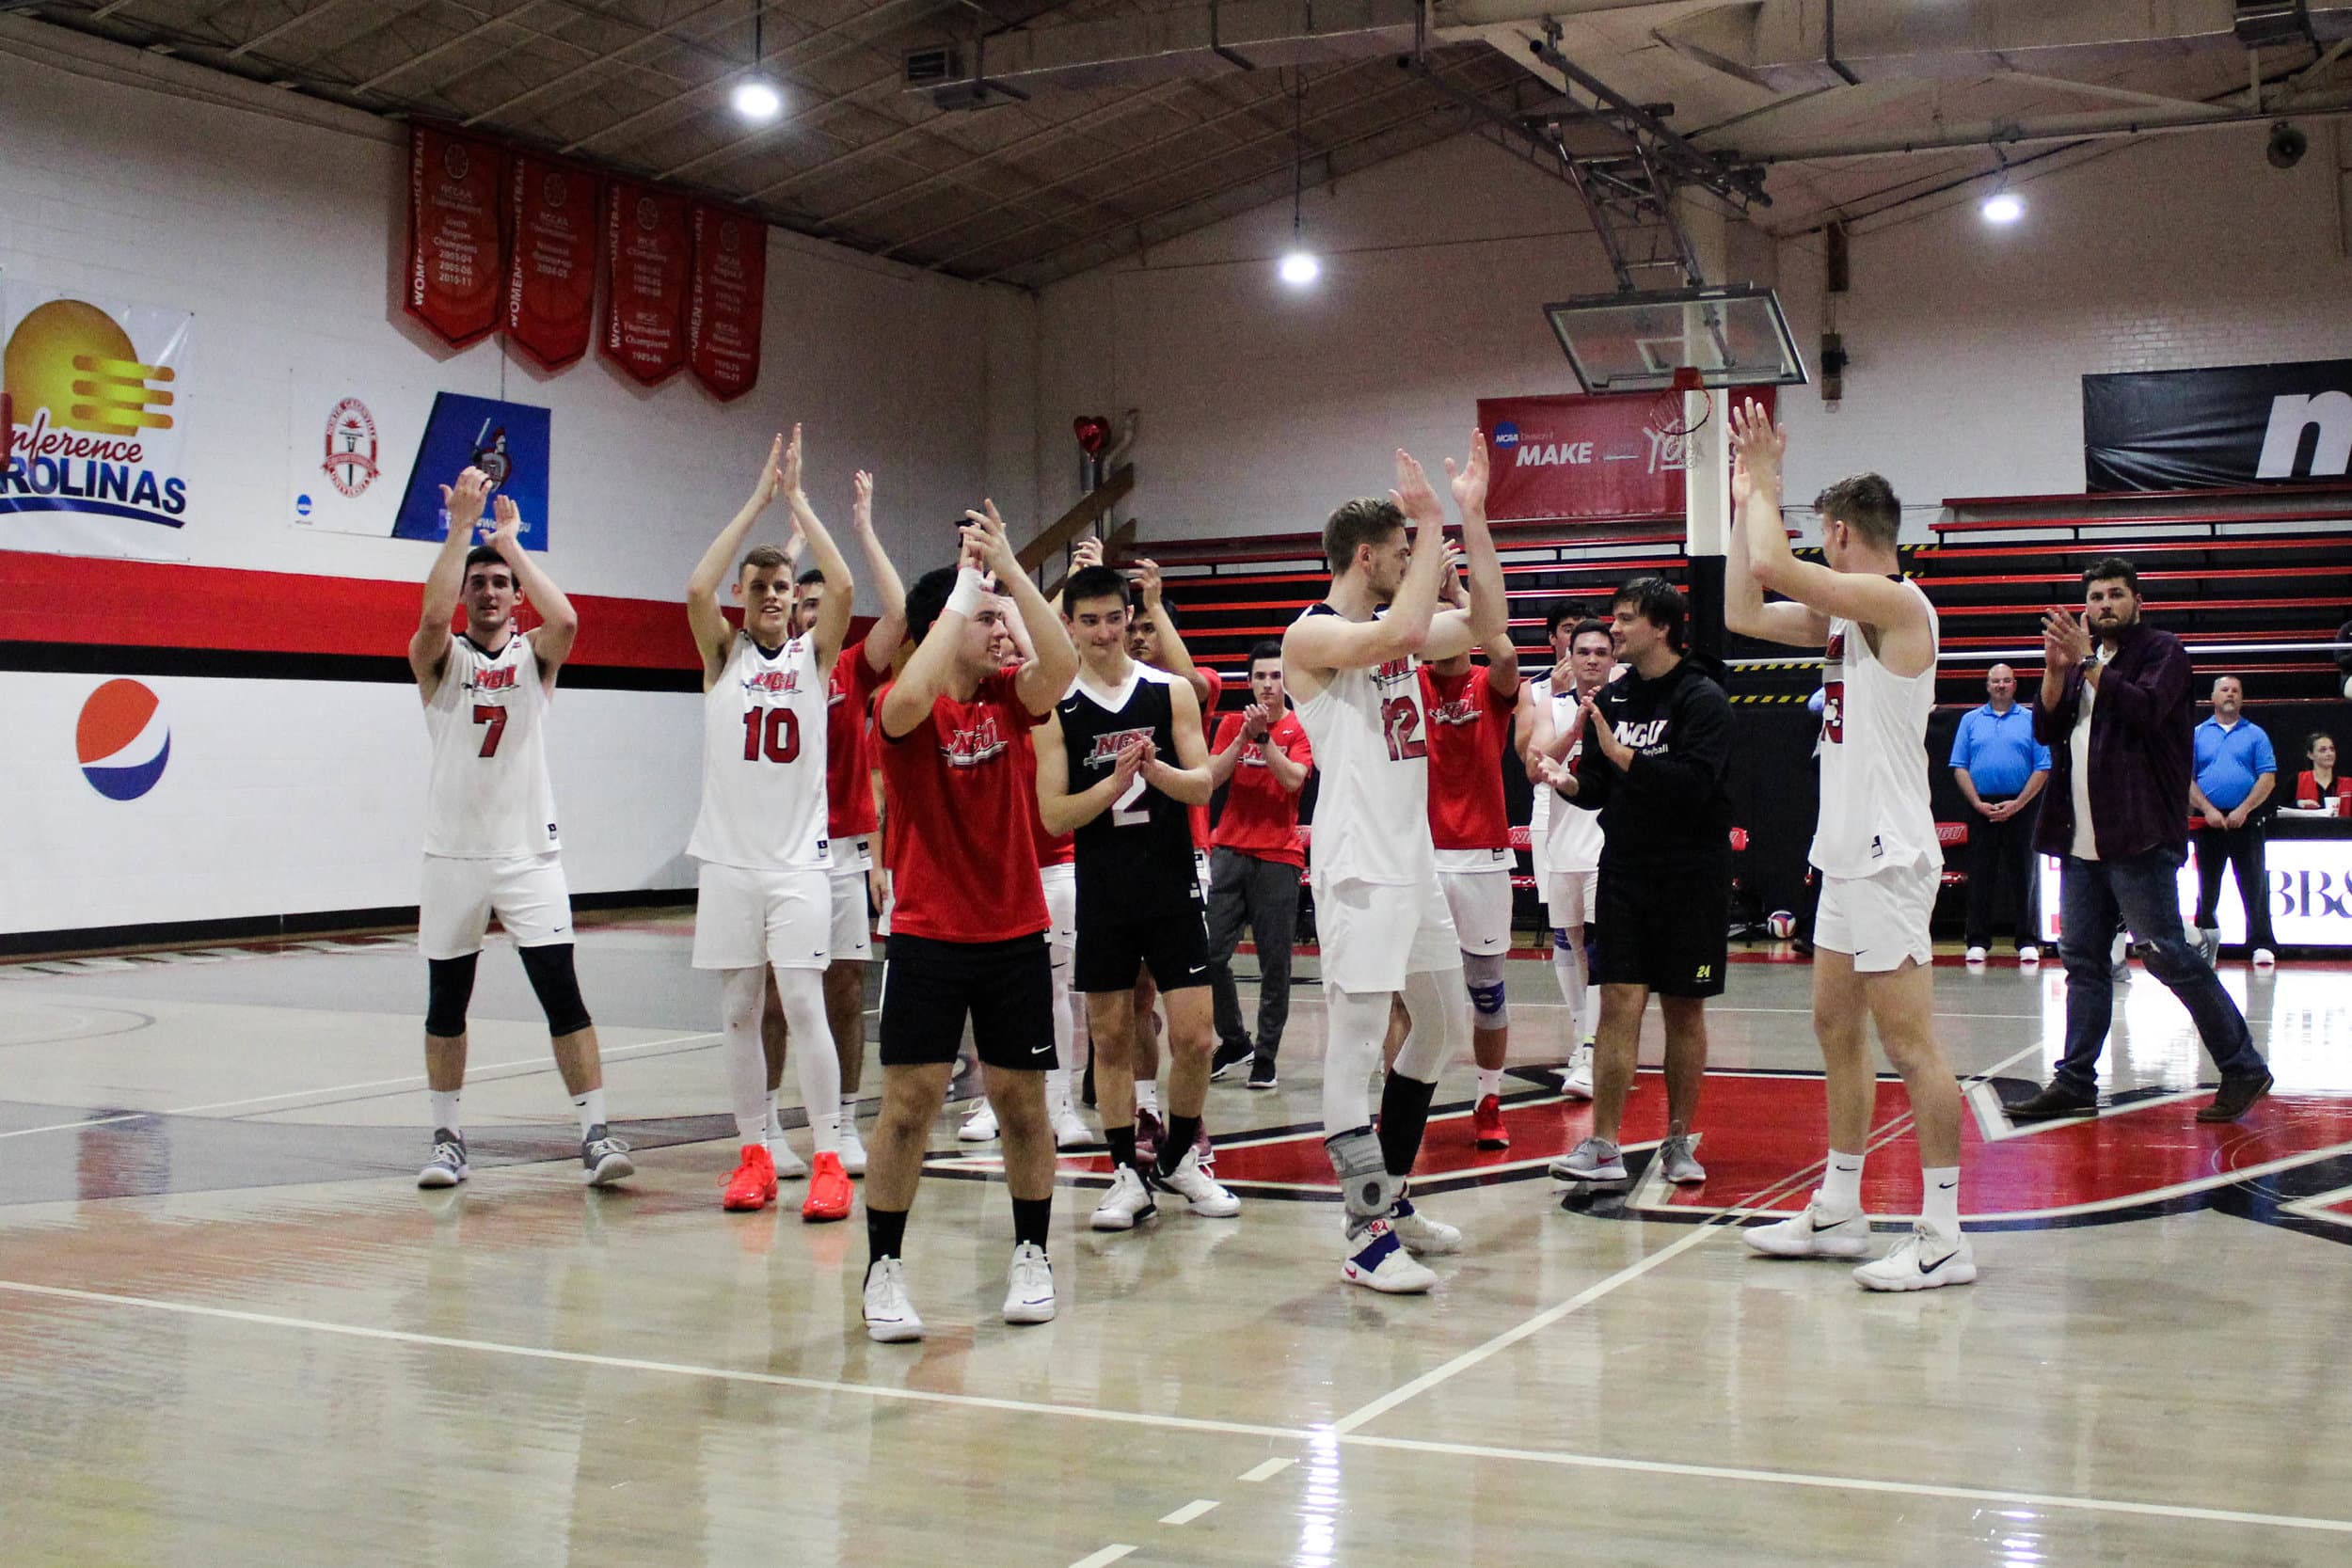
[1477,386,1774,524]
[2085,358,2352,491]
[1,284,194,562]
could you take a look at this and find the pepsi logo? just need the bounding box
[76,679,170,800]
[1492,421,1520,450]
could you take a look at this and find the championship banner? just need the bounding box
[2086,359,2352,491]
[688,200,767,402]
[2,283,194,562]
[601,181,692,387]
[1477,386,1775,524]
[389,391,553,550]
[405,124,506,350]
[504,152,599,372]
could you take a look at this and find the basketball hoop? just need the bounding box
[1645,367,1711,439]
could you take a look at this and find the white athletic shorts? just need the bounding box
[1438,867,1514,957]
[692,862,832,972]
[1543,868,1597,930]
[1816,858,1939,974]
[1193,847,1214,904]
[828,865,872,961]
[419,851,573,960]
[1315,872,1460,994]
[1041,861,1078,962]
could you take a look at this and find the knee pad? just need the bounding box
[424,953,478,1037]
[1462,951,1508,1025]
[1327,1126,1400,1222]
[517,942,593,1037]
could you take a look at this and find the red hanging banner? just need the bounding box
[1475,386,1776,523]
[688,201,768,402]
[503,152,599,372]
[600,181,692,387]
[405,124,505,350]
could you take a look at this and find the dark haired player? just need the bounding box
[1037,564,1241,1229]
[407,467,631,1190]
[1520,609,1614,1094]
[859,504,1081,1342]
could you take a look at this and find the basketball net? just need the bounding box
[1645,366,1711,440]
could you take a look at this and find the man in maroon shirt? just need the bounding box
[1204,640,1314,1089]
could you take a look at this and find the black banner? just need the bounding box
[2085,358,2352,491]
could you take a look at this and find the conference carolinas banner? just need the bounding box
[602,181,694,387]
[504,150,599,372]
[1476,385,1775,523]
[1,282,195,562]
[406,124,506,351]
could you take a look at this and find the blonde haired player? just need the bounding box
[686,430,857,1224]
[1724,401,1974,1291]
[407,468,631,1190]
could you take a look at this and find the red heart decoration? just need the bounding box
[1073,415,1110,456]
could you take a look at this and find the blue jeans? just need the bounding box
[2055,850,2264,1094]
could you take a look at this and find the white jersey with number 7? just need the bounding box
[423,630,561,860]
[1292,603,1434,887]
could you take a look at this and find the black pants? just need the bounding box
[2193,822,2276,949]
[1205,847,1301,1064]
[1964,796,2042,950]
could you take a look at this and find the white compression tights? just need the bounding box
[1043,945,1089,1107]
[1553,924,1597,1042]
[721,965,839,1153]
[1320,970,1470,1137]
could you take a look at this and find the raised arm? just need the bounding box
[879,531,984,740]
[1134,558,1215,710]
[782,433,855,673]
[851,471,907,676]
[409,467,489,700]
[1284,448,1454,673]
[969,501,1080,717]
[1725,401,1834,649]
[1141,677,1213,806]
[477,495,576,683]
[1440,431,1508,671]
[688,433,786,679]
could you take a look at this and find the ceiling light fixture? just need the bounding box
[1979,150,2023,225]
[732,4,782,122]
[1278,68,1318,289]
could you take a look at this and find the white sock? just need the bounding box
[1044,1067,1072,1117]
[1475,1066,1503,1100]
[572,1087,604,1137]
[1135,1078,1161,1117]
[1921,1165,1962,1239]
[1550,928,1583,1039]
[1581,983,1602,1046]
[429,1089,462,1136]
[806,1102,841,1156]
[766,1101,787,1144]
[1820,1149,1866,1215]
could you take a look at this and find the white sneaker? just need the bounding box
[2018,945,2041,964]
[863,1257,925,1342]
[1050,1104,1093,1149]
[1149,1148,1241,1217]
[1341,1218,1438,1293]
[1549,1136,1625,1182]
[958,1103,998,1142]
[1386,1195,1461,1256]
[1657,1132,1706,1185]
[2253,947,2277,969]
[1964,945,1988,964]
[417,1130,469,1189]
[1852,1223,1978,1291]
[1002,1242,1056,1324]
[768,1139,808,1180]
[1090,1165,1158,1230]
[1744,1196,1871,1259]
[835,1120,867,1178]
[1560,1042,1595,1101]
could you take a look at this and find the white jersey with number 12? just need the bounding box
[1292,603,1433,887]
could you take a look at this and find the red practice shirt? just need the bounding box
[1185,667,1226,851]
[1209,709,1312,868]
[2296,770,2352,814]
[876,669,1051,943]
[1421,664,1515,853]
[826,641,885,840]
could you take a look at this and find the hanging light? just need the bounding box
[731,4,783,121]
[1279,250,1321,285]
[1277,68,1319,288]
[1979,150,2023,224]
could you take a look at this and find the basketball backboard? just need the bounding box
[1542,284,1807,394]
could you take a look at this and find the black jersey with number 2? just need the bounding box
[1058,665,1197,910]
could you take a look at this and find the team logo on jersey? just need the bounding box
[1085,726,1155,766]
[75,679,169,800]
[469,664,518,693]
[1427,695,1481,727]
[742,668,801,695]
[942,717,1007,767]
[1616,717,1671,752]
[1373,657,1414,688]
[1821,633,1847,743]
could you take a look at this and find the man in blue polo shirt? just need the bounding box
[2189,674,2278,967]
[1951,663,2051,964]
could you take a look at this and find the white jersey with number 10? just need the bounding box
[1292,603,1433,887]
[688,630,833,872]
[423,630,560,860]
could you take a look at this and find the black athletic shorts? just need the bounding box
[1594,859,1730,998]
[879,931,1054,1070]
[1073,887,1212,994]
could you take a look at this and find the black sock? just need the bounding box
[1106,1124,1138,1172]
[866,1205,908,1267]
[1011,1196,1052,1250]
[1157,1113,1201,1176]
[1378,1072,1438,1179]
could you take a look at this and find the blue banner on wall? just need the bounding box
[392,392,552,548]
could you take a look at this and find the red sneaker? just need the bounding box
[802,1151,853,1223]
[1472,1094,1509,1150]
[722,1143,777,1212]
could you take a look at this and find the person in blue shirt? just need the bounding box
[1949,663,2052,962]
[2189,674,2278,965]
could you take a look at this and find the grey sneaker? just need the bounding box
[1548,1136,1626,1182]
[580,1125,634,1187]
[1657,1132,1707,1185]
[418,1129,469,1189]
